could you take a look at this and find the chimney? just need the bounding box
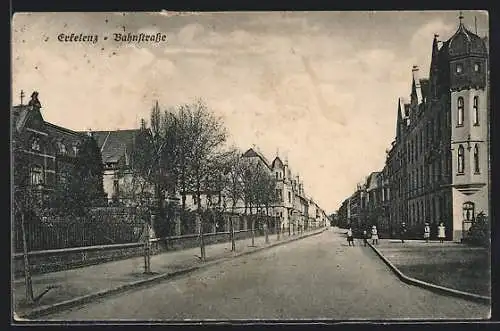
[412,65,421,88]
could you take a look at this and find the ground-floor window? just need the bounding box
[463,201,475,221]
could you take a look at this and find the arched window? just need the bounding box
[473,96,479,126]
[457,97,464,126]
[463,202,475,221]
[474,144,480,174]
[457,145,465,174]
[30,165,44,185]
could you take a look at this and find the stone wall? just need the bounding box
[13,229,258,277]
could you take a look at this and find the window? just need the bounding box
[30,165,44,185]
[463,202,475,221]
[58,142,67,154]
[474,144,480,174]
[457,145,465,174]
[73,145,79,155]
[456,63,463,73]
[31,137,40,151]
[474,63,480,72]
[113,179,119,196]
[473,96,479,126]
[276,172,279,179]
[457,97,464,126]
[288,191,291,203]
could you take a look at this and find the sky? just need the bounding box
[11,10,489,213]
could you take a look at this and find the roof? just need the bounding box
[45,122,86,146]
[271,156,284,169]
[242,147,271,168]
[447,20,488,57]
[88,129,139,163]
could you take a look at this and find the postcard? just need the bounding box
[11,10,491,322]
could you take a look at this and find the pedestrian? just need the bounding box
[438,222,446,243]
[346,227,354,246]
[400,222,407,244]
[363,229,368,246]
[371,225,379,245]
[424,222,431,243]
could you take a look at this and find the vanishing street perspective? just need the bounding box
[11,11,490,321]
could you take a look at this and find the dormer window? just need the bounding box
[31,137,41,151]
[474,63,480,72]
[58,142,67,154]
[456,63,463,74]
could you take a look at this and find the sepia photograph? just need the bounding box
[11,10,491,322]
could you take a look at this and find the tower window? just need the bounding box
[457,97,464,127]
[457,145,465,174]
[474,144,480,174]
[473,96,479,126]
[456,63,463,73]
[474,63,480,72]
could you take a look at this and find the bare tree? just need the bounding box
[181,99,227,262]
[222,148,245,251]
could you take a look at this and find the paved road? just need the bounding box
[42,228,490,321]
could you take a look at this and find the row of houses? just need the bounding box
[12,92,329,234]
[337,15,490,242]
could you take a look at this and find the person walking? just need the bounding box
[346,227,354,246]
[400,222,407,244]
[438,222,446,243]
[371,225,379,245]
[363,229,368,247]
[424,222,431,243]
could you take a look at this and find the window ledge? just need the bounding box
[473,123,480,127]
[474,171,481,175]
[456,124,464,128]
[456,172,465,176]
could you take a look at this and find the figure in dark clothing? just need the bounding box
[400,222,407,244]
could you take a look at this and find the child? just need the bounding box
[438,222,446,243]
[371,225,379,245]
[347,227,354,246]
[424,222,431,243]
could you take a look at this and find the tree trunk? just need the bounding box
[20,211,34,304]
[249,204,255,247]
[265,207,269,244]
[196,185,206,262]
[230,204,237,251]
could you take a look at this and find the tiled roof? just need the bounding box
[45,122,85,146]
[242,147,271,168]
[88,129,139,164]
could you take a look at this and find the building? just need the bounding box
[12,91,98,209]
[88,129,140,204]
[384,14,489,241]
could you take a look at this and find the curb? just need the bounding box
[17,228,326,320]
[367,241,491,305]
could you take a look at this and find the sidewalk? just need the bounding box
[13,228,325,319]
[367,238,491,301]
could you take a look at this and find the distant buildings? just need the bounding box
[337,14,489,242]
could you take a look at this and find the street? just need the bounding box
[42,228,490,321]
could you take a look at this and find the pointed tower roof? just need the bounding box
[447,12,487,57]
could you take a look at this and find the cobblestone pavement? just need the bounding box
[42,228,490,321]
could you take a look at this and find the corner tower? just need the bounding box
[446,12,489,240]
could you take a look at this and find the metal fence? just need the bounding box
[13,220,144,252]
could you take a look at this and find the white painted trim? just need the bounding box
[20,149,56,159]
[26,128,49,136]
